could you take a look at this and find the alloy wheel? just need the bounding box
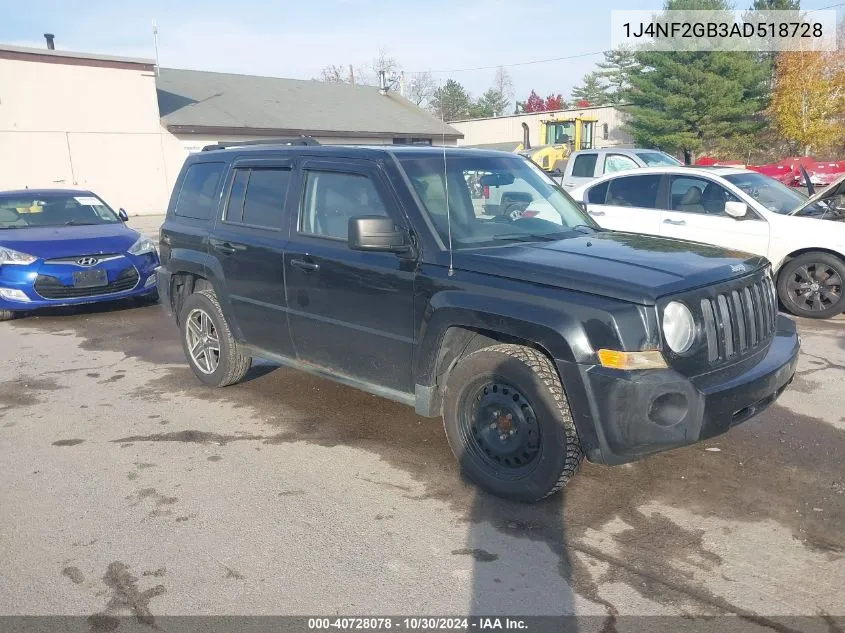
[185,308,221,374]
[785,263,843,313]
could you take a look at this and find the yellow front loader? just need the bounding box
[516,116,598,172]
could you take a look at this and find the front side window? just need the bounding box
[546,122,575,145]
[300,171,389,240]
[670,176,739,216]
[0,193,120,229]
[400,154,597,249]
[604,154,639,174]
[175,162,224,220]
[606,175,661,208]
[571,154,597,178]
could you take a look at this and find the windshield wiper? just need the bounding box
[490,233,561,243]
[65,220,98,226]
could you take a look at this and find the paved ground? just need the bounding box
[0,289,844,627]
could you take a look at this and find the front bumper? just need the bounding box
[561,314,800,465]
[0,252,160,311]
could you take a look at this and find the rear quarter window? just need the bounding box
[587,180,609,204]
[174,162,225,220]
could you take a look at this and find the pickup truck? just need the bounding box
[157,143,799,502]
[558,148,681,190]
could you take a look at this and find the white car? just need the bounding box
[566,166,845,319]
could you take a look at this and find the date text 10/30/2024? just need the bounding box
[307,617,528,630]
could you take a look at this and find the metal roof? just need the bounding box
[0,43,153,66]
[156,68,462,139]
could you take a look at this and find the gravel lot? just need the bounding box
[0,217,842,627]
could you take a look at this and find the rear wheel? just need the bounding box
[0,310,14,322]
[179,288,251,387]
[442,343,583,502]
[777,252,845,319]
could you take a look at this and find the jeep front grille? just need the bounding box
[700,276,777,363]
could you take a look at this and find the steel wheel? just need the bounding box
[185,308,220,374]
[458,379,542,478]
[784,262,842,313]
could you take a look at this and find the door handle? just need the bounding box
[663,218,687,226]
[588,210,606,217]
[291,258,320,273]
[209,238,241,255]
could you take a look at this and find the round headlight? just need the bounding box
[663,301,695,354]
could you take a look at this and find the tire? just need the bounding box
[0,310,14,322]
[503,203,526,221]
[442,343,583,502]
[777,252,845,319]
[178,288,251,387]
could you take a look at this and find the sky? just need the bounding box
[1,0,842,107]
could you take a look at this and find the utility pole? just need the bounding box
[152,20,160,76]
[348,64,355,86]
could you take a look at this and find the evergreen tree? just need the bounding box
[571,72,610,106]
[596,47,638,104]
[622,0,770,162]
[430,80,473,121]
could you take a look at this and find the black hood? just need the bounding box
[454,232,767,304]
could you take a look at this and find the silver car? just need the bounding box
[559,148,681,190]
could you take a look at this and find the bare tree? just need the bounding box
[493,66,514,105]
[317,51,402,88]
[406,72,437,107]
[319,64,346,83]
[372,49,401,78]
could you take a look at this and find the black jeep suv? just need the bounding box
[157,143,799,502]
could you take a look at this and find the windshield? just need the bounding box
[400,154,597,249]
[635,151,682,166]
[723,172,811,215]
[0,193,120,229]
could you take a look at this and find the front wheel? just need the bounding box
[442,344,583,502]
[777,252,845,319]
[0,310,14,322]
[178,288,251,387]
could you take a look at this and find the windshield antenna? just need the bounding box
[440,88,454,277]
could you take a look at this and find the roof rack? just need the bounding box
[201,136,321,151]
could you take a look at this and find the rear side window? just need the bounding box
[571,154,597,178]
[174,162,224,220]
[587,180,609,204]
[606,175,661,208]
[225,167,290,229]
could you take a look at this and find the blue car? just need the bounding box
[0,189,160,321]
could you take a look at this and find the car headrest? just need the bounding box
[680,186,702,205]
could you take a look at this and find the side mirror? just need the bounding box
[348,216,410,253]
[118,208,129,222]
[724,201,748,219]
